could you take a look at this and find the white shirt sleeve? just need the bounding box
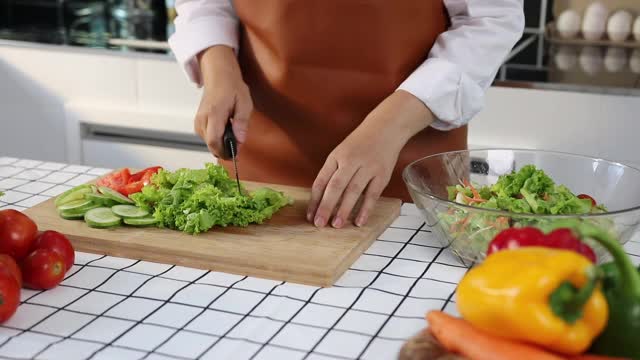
[397,0,525,131]
[167,0,238,87]
[168,0,525,125]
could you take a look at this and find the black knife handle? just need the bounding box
[223,121,237,159]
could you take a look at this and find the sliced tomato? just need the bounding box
[96,168,131,193]
[120,167,162,196]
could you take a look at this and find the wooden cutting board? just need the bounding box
[24,181,401,287]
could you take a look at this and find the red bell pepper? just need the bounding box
[487,227,597,263]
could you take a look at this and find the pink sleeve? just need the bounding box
[167,0,239,87]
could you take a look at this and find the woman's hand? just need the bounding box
[195,45,253,159]
[307,90,435,228]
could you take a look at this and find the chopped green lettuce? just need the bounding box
[446,165,602,215]
[130,163,293,234]
[439,165,612,258]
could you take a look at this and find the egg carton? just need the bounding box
[546,22,640,49]
[546,1,640,48]
[553,0,640,14]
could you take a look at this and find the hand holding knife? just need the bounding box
[223,121,243,195]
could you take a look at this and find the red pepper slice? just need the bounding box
[95,168,131,194]
[577,194,597,206]
[120,182,144,196]
[95,166,162,196]
[129,166,162,183]
[120,167,163,196]
[487,227,597,263]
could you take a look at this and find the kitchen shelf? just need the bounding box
[546,22,640,49]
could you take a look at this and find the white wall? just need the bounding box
[472,87,640,167]
[1,41,639,168]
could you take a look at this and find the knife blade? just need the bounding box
[223,121,242,195]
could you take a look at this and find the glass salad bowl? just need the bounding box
[403,149,640,266]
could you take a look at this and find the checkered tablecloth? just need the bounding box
[0,157,638,360]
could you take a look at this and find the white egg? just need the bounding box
[604,47,627,72]
[607,10,633,42]
[554,46,578,70]
[579,46,603,75]
[633,16,640,41]
[582,2,609,41]
[557,9,582,39]
[630,49,640,73]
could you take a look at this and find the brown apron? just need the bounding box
[221,0,468,202]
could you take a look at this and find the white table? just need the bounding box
[0,157,638,360]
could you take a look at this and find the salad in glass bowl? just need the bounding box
[403,149,640,266]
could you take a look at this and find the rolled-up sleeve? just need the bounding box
[397,0,525,131]
[168,0,239,86]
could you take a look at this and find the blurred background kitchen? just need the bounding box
[0,0,639,170]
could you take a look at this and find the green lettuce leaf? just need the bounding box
[130,163,292,234]
[491,164,536,197]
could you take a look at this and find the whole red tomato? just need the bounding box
[21,248,65,290]
[0,254,21,288]
[0,268,20,323]
[0,210,38,260]
[33,231,74,271]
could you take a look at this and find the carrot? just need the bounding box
[488,216,510,230]
[462,193,487,205]
[426,311,566,360]
[496,216,509,227]
[460,181,487,205]
[464,181,481,199]
[451,217,470,233]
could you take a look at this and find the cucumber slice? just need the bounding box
[58,203,102,220]
[57,199,93,212]
[124,216,157,226]
[84,207,122,228]
[59,209,85,220]
[55,184,94,207]
[98,186,134,204]
[85,193,118,207]
[111,205,149,219]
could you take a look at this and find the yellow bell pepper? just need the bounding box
[456,246,608,356]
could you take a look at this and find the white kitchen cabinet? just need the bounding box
[81,139,216,170]
[3,41,640,170]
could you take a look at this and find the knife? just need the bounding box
[223,121,243,195]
